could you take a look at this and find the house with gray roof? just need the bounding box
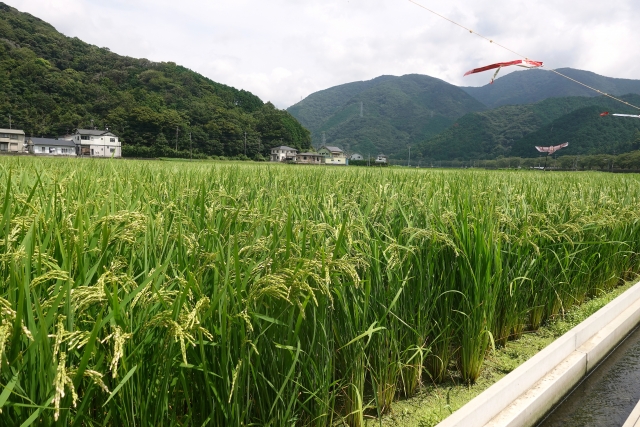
[28,137,77,156]
[68,129,121,157]
[270,145,298,162]
[317,145,347,165]
[294,152,323,165]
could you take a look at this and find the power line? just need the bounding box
[407,0,640,111]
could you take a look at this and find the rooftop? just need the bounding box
[0,129,25,135]
[74,129,116,136]
[29,137,76,147]
[322,146,343,152]
[272,146,297,151]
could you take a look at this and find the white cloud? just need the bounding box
[5,0,640,108]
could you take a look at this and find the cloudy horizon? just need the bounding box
[5,0,640,109]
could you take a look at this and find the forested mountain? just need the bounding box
[0,2,310,158]
[416,94,640,161]
[286,74,486,158]
[462,68,640,109]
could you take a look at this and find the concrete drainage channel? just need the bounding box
[436,279,640,427]
[538,323,640,426]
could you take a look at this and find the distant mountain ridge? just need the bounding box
[287,74,486,158]
[462,68,640,108]
[290,68,640,160]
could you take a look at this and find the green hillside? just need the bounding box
[287,74,486,158]
[0,2,310,158]
[462,68,640,109]
[416,94,640,161]
[511,106,640,157]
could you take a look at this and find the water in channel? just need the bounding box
[538,324,640,427]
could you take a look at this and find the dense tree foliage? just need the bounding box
[0,3,311,158]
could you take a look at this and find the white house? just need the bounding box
[317,145,347,165]
[68,129,121,157]
[0,129,26,153]
[375,154,388,164]
[270,146,298,162]
[28,137,77,156]
[350,153,364,161]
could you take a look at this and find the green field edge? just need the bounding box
[377,277,640,427]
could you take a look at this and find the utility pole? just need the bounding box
[8,114,11,129]
[175,126,179,151]
[244,131,247,156]
[408,145,411,167]
[360,102,363,118]
[190,132,192,161]
[322,132,326,147]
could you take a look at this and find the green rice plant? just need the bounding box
[0,158,639,426]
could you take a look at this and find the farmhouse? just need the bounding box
[350,153,364,161]
[27,137,77,156]
[0,128,26,153]
[375,154,388,164]
[294,152,323,164]
[317,145,347,165]
[270,146,298,162]
[68,129,121,157]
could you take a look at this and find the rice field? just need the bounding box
[1,157,639,426]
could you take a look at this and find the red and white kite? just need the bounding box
[535,142,568,155]
[464,59,544,84]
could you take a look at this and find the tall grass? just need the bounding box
[1,158,639,426]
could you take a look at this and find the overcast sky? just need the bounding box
[6,0,640,108]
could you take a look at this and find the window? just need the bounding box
[41,147,46,153]
[81,135,90,140]
[9,134,18,140]
[110,138,116,143]
[91,149,94,156]
[110,148,115,153]
[0,134,7,138]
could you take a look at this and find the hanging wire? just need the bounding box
[407,0,640,111]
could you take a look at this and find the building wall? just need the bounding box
[0,131,25,152]
[32,145,77,156]
[270,149,297,162]
[325,156,347,165]
[87,144,121,158]
[74,134,121,157]
[295,155,322,164]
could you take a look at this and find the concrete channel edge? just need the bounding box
[436,279,640,427]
